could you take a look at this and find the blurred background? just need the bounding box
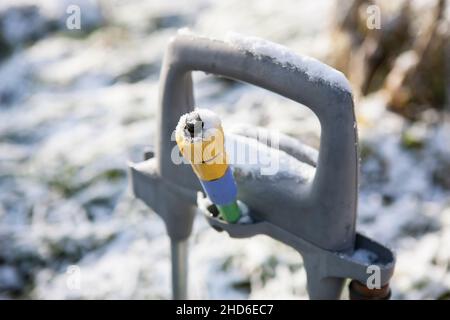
[0,0,449,299]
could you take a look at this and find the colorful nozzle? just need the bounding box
[176,109,240,223]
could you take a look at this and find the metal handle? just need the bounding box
[157,34,358,251]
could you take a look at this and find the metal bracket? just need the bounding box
[199,198,395,299]
[128,33,396,299]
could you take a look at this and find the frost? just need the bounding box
[1,0,450,301]
[352,249,378,265]
[177,27,194,36]
[0,266,22,291]
[225,32,352,92]
[176,108,223,142]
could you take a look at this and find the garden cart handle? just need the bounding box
[157,33,358,252]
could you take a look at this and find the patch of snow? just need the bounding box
[176,108,223,143]
[1,0,450,301]
[352,249,378,265]
[237,201,252,224]
[0,53,33,105]
[196,191,212,210]
[226,133,315,180]
[225,32,351,92]
[0,266,22,291]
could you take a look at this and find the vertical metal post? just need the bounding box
[171,239,188,300]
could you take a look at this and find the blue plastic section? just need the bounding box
[200,167,237,205]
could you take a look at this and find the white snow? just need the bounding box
[197,191,212,211]
[226,133,315,179]
[197,192,253,224]
[176,108,223,142]
[177,27,195,36]
[351,249,378,265]
[236,201,252,224]
[1,0,450,301]
[194,108,222,130]
[225,32,352,92]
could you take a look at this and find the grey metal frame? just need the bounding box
[128,33,395,299]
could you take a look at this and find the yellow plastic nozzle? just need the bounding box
[176,126,228,181]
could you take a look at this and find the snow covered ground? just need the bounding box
[0,0,449,299]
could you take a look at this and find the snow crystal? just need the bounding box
[225,32,352,92]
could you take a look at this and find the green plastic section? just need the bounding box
[217,202,241,223]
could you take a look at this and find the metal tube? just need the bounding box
[171,239,188,300]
